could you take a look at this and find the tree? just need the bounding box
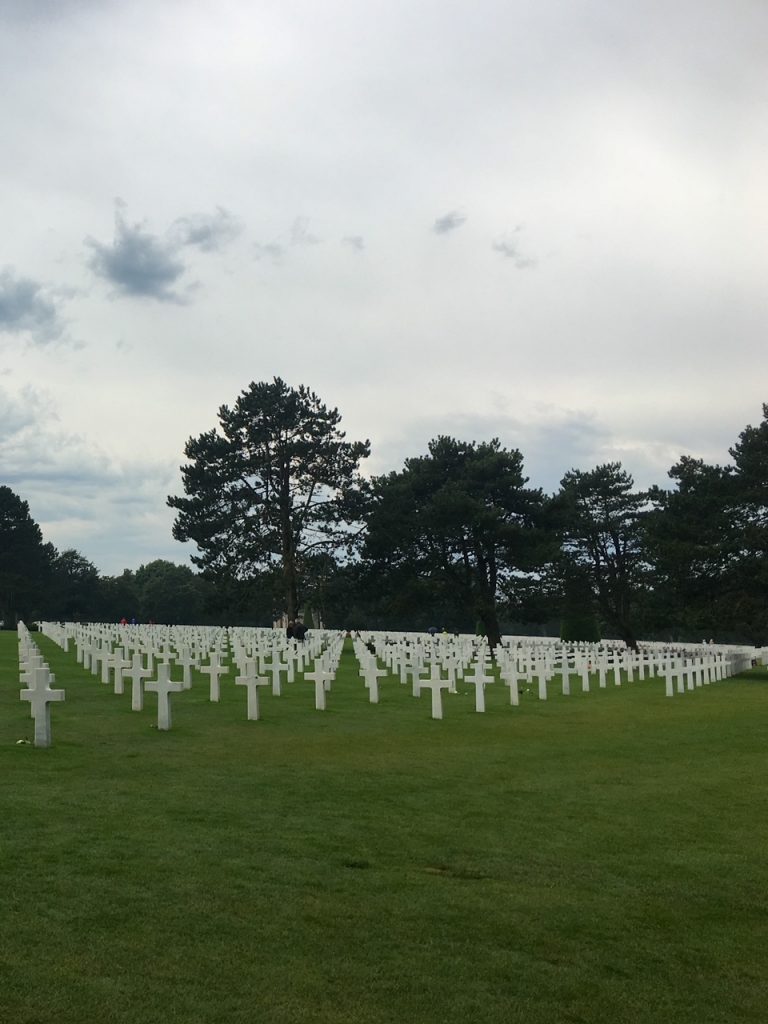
[556,463,647,648]
[134,560,208,624]
[726,404,768,641]
[96,570,141,624]
[558,561,601,642]
[646,456,735,639]
[646,405,768,643]
[0,486,52,626]
[45,549,101,621]
[363,436,550,647]
[168,378,370,620]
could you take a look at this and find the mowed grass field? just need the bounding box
[2,632,767,1024]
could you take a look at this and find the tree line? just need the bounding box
[3,378,766,646]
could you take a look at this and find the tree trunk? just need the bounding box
[478,601,502,651]
[618,623,638,651]
[283,557,298,621]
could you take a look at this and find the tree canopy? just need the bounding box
[363,436,550,647]
[167,377,370,620]
[556,463,648,648]
[0,486,51,625]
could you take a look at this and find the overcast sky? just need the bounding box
[1,0,766,574]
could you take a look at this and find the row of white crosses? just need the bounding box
[37,621,345,729]
[18,622,65,747]
[358,631,753,709]
[305,636,344,710]
[352,638,388,703]
[362,633,500,718]
[34,623,756,731]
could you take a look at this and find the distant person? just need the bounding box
[293,619,307,642]
[119,616,128,626]
[428,625,437,637]
[286,620,295,639]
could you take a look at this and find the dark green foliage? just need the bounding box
[43,548,101,621]
[0,486,52,625]
[647,405,768,644]
[168,378,370,620]
[132,559,208,624]
[364,436,551,646]
[94,569,142,623]
[556,464,647,648]
[559,563,601,642]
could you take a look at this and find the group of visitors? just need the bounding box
[286,619,307,641]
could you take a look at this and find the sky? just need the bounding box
[1,0,766,574]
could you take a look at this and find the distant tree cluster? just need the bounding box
[0,494,221,627]
[3,382,766,646]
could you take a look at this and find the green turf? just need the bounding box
[2,633,767,1024]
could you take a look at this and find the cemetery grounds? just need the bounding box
[2,631,767,1024]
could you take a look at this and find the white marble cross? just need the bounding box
[268,653,287,696]
[20,666,65,747]
[560,657,571,697]
[175,646,197,689]
[535,664,548,701]
[500,660,521,706]
[464,662,494,712]
[361,661,387,703]
[304,664,334,710]
[200,651,229,702]
[127,652,153,712]
[419,674,451,720]
[416,659,445,699]
[236,660,269,720]
[100,645,114,685]
[145,663,184,730]
[112,647,131,695]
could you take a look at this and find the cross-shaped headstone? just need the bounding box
[175,646,197,690]
[145,663,184,730]
[304,664,334,710]
[268,653,287,696]
[112,646,131,695]
[360,660,387,704]
[200,651,229,702]
[236,661,269,720]
[20,666,65,747]
[419,674,451,720]
[464,661,494,713]
[127,652,153,712]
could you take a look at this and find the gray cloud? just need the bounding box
[86,202,242,302]
[290,216,321,246]
[492,227,536,269]
[0,0,98,24]
[0,384,40,437]
[86,207,187,302]
[170,206,243,253]
[0,266,67,345]
[433,210,467,234]
[342,235,365,252]
[253,242,285,263]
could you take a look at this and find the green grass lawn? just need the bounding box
[2,632,767,1024]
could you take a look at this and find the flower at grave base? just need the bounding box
[16,739,30,745]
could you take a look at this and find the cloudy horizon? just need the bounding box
[1,0,765,574]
